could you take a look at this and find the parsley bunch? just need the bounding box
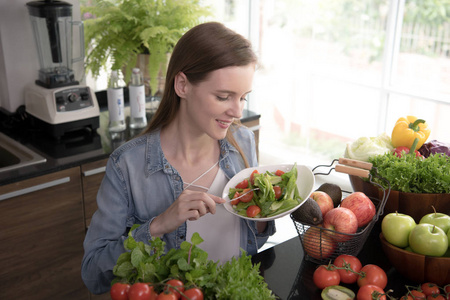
[368,153,450,193]
[112,226,276,299]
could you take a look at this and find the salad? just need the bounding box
[227,163,303,218]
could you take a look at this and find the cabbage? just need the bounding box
[344,133,394,162]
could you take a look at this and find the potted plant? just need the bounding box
[81,0,211,94]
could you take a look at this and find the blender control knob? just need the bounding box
[68,93,78,102]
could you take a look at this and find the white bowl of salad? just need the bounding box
[222,163,315,221]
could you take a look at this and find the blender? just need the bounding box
[24,0,99,139]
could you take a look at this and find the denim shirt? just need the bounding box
[81,126,276,294]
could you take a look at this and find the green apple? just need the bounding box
[409,223,448,257]
[419,210,450,234]
[382,212,416,248]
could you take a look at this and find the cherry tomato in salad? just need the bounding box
[421,283,440,297]
[275,169,285,176]
[312,265,340,290]
[333,254,362,284]
[273,186,282,199]
[246,205,261,218]
[181,287,204,300]
[357,284,386,300]
[110,282,131,300]
[357,264,387,289]
[250,170,259,185]
[128,283,157,300]
[239,188,254,203]
[231,191,241,205]
[235,179,249,189]
[166,279,184,299]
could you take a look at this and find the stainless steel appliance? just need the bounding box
[24,0,99,139]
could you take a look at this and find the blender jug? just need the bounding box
[26,0,84,88]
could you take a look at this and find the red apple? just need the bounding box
[340,192,376,227]
[310,191,334,218]
[323,207,358,242]
[302,226,336,260]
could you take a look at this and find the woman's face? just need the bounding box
[184,64,255,140]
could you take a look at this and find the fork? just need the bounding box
[223,188,259,203]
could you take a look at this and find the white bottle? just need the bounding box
[107,70,126,132]
[128,68,147,129]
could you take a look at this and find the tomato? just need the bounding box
[129,283,157,300]
[246,205,261,218]
[231,191,240,205]
[273,186,282,199]
[427,295,445,300]
[275,170,285,176]
[250,170,259,185]
[312,264,340,290]
[421,283,440,297]
[357,284,386,300]
[444,284,450,294]
[239,188,254,203]
[235,179,249,189]
[357,264,388,289]
[333,254,362,284]
[157,290,177,300]
[110,282,131,300]
[409,290,426,299]
[401,296,413,300]
[181,288,204,300]
[166,279,185,299]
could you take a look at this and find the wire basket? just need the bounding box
[291,158,391,264]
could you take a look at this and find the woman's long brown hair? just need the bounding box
[143,22,258,167]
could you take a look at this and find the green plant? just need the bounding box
[81,0,211,92]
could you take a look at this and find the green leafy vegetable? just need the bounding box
[368,153,450,193]
[112,228,276,299]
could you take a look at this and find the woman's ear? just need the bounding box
[174,72,189,98]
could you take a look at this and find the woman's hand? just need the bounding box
[149,190,225,237]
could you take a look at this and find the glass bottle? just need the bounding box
[128,68,147,129]
[107,70,126,132]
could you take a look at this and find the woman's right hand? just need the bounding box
[149,190,225,237]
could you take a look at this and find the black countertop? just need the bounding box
[0,95,260,186]
[251,223,419,300]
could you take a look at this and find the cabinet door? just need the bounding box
[81,158,108,230]
[0,167,87,300]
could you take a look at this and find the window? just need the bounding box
[207,0,449,168]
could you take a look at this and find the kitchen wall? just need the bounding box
[0,0,81,114]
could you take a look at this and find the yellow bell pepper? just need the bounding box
[391,116,431,150]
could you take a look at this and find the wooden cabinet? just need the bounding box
[81,158,108,230]
[0,167,88,300]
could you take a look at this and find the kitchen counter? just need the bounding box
[252,223,419,300]
[0,95,260,186]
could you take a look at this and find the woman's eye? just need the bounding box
[216,95,229,101]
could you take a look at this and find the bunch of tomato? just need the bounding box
[110,279,203,300]
[400,283,450,300]
[313,255,450,300]
[313,254,388,300]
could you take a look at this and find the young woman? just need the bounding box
[82,22,276,295]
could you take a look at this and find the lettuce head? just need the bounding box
[344,133,394,162]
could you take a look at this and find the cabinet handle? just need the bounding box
[0,177,70,201]
[82,166,106,177]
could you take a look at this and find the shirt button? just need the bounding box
[180,235,185,240]
[225,164,230,169]
[165,165,170,169]
[221,150,226,155]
